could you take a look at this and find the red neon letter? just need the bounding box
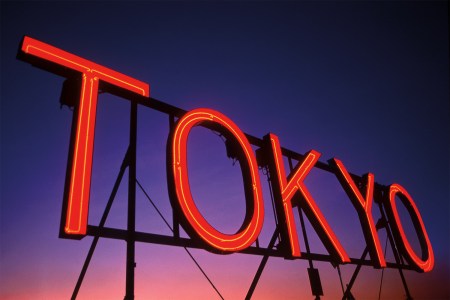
[384,184,434,272]
[264,134,349,263]
[168,108,264,252]
[19,36,150,236]
[330,158,386,268]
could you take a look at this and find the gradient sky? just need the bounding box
[1,1,449,299]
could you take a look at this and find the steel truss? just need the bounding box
[66,95,414,299]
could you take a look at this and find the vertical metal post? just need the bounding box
[169,115,180,239]
[124,101,137,300]
[376,201,412,300]
[71,148,130,300]
[289,157,322,299]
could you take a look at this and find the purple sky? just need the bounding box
[1,2,449,299]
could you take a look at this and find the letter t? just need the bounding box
[19,36,150,236]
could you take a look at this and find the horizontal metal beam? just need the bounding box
[133,95,386,190]
[86,225,413,270]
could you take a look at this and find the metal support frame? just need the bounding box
[342,247,369,300]
[169,114,180,239]
[71,101,140,299]
[246,156,323,299]
[341,202,413,300]
[71,148,130,300]
[290,157,323,300]
[124,101,138,300]
[245,228,280,300]
[66,94,416,299]
[17,38,419,300]
[376,200,412,299]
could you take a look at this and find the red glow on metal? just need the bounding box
[169,108,264,252]
[266,134,350,263]
[331,158,386,268]
[386,184,434,272]
[20,36,149,236]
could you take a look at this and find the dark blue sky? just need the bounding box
[1,1,449,299]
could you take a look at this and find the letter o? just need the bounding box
[385,183,434,272]
[168,108,264,252]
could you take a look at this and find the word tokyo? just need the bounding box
[18,36,433,273]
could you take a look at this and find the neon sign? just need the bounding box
[19,36,149,236]
[330,158,386,268]
[168,108,264,252]
[262,134,350,263]
[18,36,434,274]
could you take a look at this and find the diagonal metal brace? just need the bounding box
[71,147,130,300]
[245,227,280,300]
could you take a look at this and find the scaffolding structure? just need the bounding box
[17,35,419,299]
[63,94,415,300]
